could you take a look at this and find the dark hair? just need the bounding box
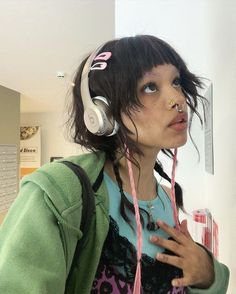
[69,34,203,154]
[68,35,205,224]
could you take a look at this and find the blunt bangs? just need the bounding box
[89,35,186,115]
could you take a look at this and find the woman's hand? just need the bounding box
[150,219,215,288]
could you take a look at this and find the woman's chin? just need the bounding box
[168,136,188,149]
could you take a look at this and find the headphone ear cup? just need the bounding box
[83,96,119,136]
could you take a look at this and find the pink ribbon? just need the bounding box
[171,148,180,230]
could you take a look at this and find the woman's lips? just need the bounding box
[169,121,188,131]
[168,113,188,131]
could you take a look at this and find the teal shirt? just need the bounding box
[0,152,230,293]
[104,171,175,258]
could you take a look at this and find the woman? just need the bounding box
[0,35,229,293]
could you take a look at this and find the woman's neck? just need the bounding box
[104,149,159,201]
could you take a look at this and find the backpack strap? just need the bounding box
[60,161,103,289]
[61,161,93,232]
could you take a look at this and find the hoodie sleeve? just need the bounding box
[0,182,68,294]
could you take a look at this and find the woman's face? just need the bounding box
[121,64,188,153]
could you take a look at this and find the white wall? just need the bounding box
[0,0,116,113]
[116,0,235,292]
[18,0,117,165]
[20,112,84,165]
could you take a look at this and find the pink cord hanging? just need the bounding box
[125,146,142,294]
[124,146,180,293]
[170,148,180,231]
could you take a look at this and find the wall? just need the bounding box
[20,112,85,165]
[0,0,116,113]
[0,86,20,145]
[19,0,117,165]
[116,0,235,292]
[0,85,20,223]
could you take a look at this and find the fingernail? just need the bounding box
[156,253,162,260]
[172,280,178,287]
[150,236,158,242]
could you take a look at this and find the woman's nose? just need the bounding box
[166,92,186,110]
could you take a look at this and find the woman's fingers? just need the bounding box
[156,253,184,268]
[150,220,194,257]
[171,277,191,288]
[179,219,193,239]
[150,235,185,257]
[156,220,192,245]
[150,220,215,289]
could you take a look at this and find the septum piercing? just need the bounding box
[175,104,184,113]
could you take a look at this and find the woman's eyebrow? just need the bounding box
[143,72,160,78]
[143,69,180,79]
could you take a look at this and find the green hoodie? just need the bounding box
[0,152,229,293]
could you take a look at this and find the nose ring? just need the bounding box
[169,99,176,108]
[168,98,184,113]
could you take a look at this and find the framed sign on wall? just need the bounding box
[20,126,41,179]
[204,83,214,175]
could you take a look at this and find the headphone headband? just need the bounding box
[80,44,119,136]
[80,45,104,109]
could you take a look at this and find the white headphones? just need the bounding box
[80,46,119,136]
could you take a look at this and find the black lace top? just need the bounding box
[91,217,186,294]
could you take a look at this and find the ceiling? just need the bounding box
[0,0,115,112]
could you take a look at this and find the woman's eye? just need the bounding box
[143,83,158,94]
[173,77,181,87]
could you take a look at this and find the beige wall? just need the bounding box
[0,85,20,223]
[0,86,20,144]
